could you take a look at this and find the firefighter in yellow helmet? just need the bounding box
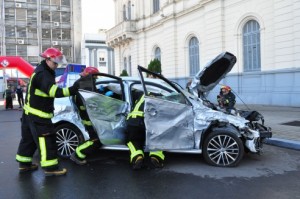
[70,67,102,165]
[16,48,79,176]
[126,90,165,170]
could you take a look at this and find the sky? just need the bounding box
[81,0,115,34]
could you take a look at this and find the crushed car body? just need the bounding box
[52,51,272,167]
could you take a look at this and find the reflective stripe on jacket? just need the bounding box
[127,94,145,119]
[24,60,73,119]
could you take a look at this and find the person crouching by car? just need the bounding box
[126,90,165,170]
[70,66,102,165]
[217,85,236,114]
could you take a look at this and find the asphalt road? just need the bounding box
[0,109,300,199]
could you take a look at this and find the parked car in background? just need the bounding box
[52,52,272,167]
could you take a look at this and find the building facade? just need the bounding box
[0,0,82,65]
[106,0,300,106]
[82,30,115,75]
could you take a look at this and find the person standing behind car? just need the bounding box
[217,85,236,113]
[15,85,24,108]
[16,47,80,176]
[3,85,13,110]
[70,67,102,165]
[126,90,165,170]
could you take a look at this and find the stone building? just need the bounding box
[106,0,300,106]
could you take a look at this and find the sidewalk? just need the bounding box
[1,99,299,150]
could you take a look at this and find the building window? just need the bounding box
[61,0,70,6]
[61,12,71,23]
[128,1,131,20]
[17,27,27,38]
[51,0,60,6]
[5,26,15,37]
[61,29,71,40]
[154,47,161,61]
[189,37,199,76]
[52,11,60,22]
[27,10,37,22]
[42,29,51,38]
[153,0,160,14]
[41,11,51,21]
[5,8,14,20]
[243,20,261,71]
[99,52,106,62]
[17,45,27,57]
[28,28,37,39]
[52,29,61,40]
[123,4,127,21]
[16,9,26,20]
[41,0,50,4]
[6,45,16,55]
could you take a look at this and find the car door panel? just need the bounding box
[144,96,194,151]
[79,91,128,145]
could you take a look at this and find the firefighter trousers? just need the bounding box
[16,113,59,169]
[75,126,101,159]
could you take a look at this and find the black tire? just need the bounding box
[202,131,244,167]
[54,123,84,158]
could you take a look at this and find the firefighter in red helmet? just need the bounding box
[16,47,80,176]
[217,85,236,113]
[70,66,102,165]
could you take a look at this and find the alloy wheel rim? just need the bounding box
[207,135,240,166]
[56,128,80,157]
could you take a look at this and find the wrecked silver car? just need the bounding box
[53,52,272,167]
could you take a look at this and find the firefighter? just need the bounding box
[16,47,80,176]
[217,85,236,113]
[126,90,165,170]
[70,67,102,165]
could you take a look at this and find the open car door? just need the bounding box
[77,73,128,145]
[137,66,195,151]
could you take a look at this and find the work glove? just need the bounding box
[69,79,81,95]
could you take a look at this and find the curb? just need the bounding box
[265,138,300,151]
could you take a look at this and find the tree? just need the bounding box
[147,59,162,76]
[120,69,129,76]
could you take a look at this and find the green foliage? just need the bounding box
[120,69,129,76]
[147,59,162,76]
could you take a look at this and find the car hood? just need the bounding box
[190,52,236,94]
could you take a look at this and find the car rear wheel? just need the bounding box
[202,131,244,167]
[55,123,84,158]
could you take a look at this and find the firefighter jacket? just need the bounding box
[127,93,145,127]
[23,60,78,123]
[217,91,236,109]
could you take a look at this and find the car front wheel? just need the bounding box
[54,123,84,158]
[202,131,244,167]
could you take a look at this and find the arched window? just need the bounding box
[154,47,161,61]
[189,37,199,76]
[153,0,160,14]
[127,1,131,20]
[243,20,261,71]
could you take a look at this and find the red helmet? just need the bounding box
[221,85,231,91]
[40,48,67,65]
[80,67,99,76]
